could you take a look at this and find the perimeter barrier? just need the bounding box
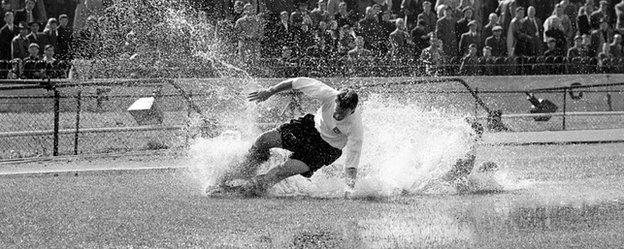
[0,77,623,160]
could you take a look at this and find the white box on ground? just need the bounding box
[127,97,163,125]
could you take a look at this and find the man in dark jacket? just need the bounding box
[522,6,542,56]
[459,20,481,56]
[56,14,72,60]
[10,21,29,59]
[485,25,507,57]
[0,11,17,60]
[25,21,41,53]
[436,5,457,57]
[14,0,41,26]
[411,19,430,55]
[455,7,473,48]
[567,35,585,57]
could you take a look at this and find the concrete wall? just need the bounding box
[0,74,622,114]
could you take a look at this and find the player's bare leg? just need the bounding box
[220,129,282,184]
[241,159,311,196]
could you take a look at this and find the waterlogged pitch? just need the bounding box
[0,143,623,248]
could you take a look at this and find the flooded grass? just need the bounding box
[0,143,623,248]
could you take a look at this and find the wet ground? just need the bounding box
[0,143,623,248]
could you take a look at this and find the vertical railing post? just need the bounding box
[53,87,60,156]
[74,90,82,155]
[474,87,479,119]
[562,88,567,130]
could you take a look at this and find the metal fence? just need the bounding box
[0,77,623,160]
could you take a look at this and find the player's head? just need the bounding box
[334,89,358,121]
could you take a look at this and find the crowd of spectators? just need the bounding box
[214,0,624,76]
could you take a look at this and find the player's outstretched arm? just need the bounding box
[247,78,294,102]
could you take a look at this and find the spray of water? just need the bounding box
[185,93,515,198]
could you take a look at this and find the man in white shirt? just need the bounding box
[215,77,364,197]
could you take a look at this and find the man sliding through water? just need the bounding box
[207,77,363,197]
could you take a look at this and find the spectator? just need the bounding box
[73,0,103,35]
[0,11,16,60]
[436,5,457,57]
[11,21,28,59]
[40,18,58,52]
[560,0,578,35]
[22,42,41,78]
[231,1,245,23]
[417,1,437,33]
[577,6,591,36]
[567,34,586,57]
[75,15,100,59]
[317,21,334,46]
[544,37,565,57]
[348,36,372,58]
[507,6,526,57]
[545,17,568,54]
[25,21,40,52]
[523,6,543,56]
[616,0,624,32]
[389,18,412,58]
[411,19,430,54]
[482,13,499,45]
[335,1,356,27]
[358,6,383,53]
[482,0,499,25]
[235,3,260,60]
[589,18,612,57]
[56,14,72,60]
[482,45,493,59]
[582,33,591,54]
[402,0,420,29]
[306,31,333,59]
[609,34,623,57]
[455,6,473,46]
[0,0,10,27]
[42,44,54,62]
[337,24,355,55]
[420,36,443,75]
[275,11,291,48]
[480,45,494,74]
[327,0,340,17]
[310,0,329,28]
[378,9,396,55]
[598,42,612,68]
[485,25,507,57]
[459,20,480,56]
[14,0,43,26]
[590,0,608,30]
[552,3,573,44]
[296,1,313,27]
[497,0,517,35]
[460,43,478,75]
[543,7,564,42]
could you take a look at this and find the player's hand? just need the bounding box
[247,89,272,103]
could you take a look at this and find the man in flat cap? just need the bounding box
[11,21,29,59]
[459,19,481,56]
[485,25,506,57]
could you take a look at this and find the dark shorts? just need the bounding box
[278,114,342,178]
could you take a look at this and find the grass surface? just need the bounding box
[0,143,623,248]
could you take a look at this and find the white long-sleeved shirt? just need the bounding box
[291,77,363,169]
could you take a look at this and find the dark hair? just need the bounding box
[336,89,358,110]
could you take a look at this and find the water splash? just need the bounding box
[185,94,517,198]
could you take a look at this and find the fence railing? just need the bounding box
[3,56,624,80]
[0,77,622,160]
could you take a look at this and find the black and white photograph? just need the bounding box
[1,0,623,248]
